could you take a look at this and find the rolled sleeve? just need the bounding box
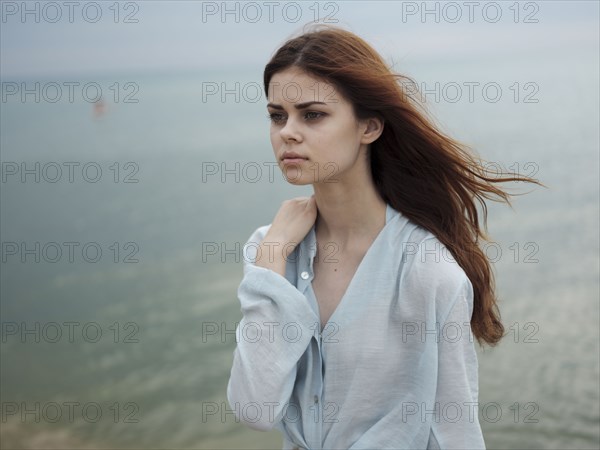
[226,226,319,431]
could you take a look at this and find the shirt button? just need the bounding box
[301,271,309,280]
[314,395,319,404]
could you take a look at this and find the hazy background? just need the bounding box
[1,1,599,449]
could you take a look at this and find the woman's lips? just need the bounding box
[281,157,307,164]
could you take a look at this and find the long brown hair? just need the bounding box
[263,24,546,347]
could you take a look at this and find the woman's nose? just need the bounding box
[280,117,301,142]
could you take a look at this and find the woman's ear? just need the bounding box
[360,116,384,144]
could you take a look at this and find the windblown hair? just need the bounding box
[263,24,545,347]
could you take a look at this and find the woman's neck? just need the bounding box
[313,179,387,251]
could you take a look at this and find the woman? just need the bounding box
[227,24,543,449]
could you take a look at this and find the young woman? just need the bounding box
[227,24,543,449]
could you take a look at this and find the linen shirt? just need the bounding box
[227,203,486,449]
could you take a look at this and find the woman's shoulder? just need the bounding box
[395,219,473,321]
[394,216,470,291]
[241,224,272,264]
[387,210,439,253]
[245,223,272,244]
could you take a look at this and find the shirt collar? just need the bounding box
[299,202,398,275]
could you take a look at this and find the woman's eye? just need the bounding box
[267,113,285,123]
[305,111,324,120]
[266,111,324,124]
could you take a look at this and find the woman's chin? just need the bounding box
[281,166,310,185]
[284,177,313,186]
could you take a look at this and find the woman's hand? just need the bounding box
[255,195,317,275]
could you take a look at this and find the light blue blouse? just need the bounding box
[227,203,486,449]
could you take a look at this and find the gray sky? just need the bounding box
[1,1,598,77]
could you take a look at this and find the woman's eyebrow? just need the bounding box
[266,101,328,110]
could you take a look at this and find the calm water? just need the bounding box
[1,50,598,449]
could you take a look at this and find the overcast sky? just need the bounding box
[1,1,598,78]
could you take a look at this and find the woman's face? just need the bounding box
[267,67,373,185]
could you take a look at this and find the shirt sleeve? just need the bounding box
[427,275,486,449]
[226,225,319,431]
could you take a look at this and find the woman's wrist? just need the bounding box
[254,239,290,277]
